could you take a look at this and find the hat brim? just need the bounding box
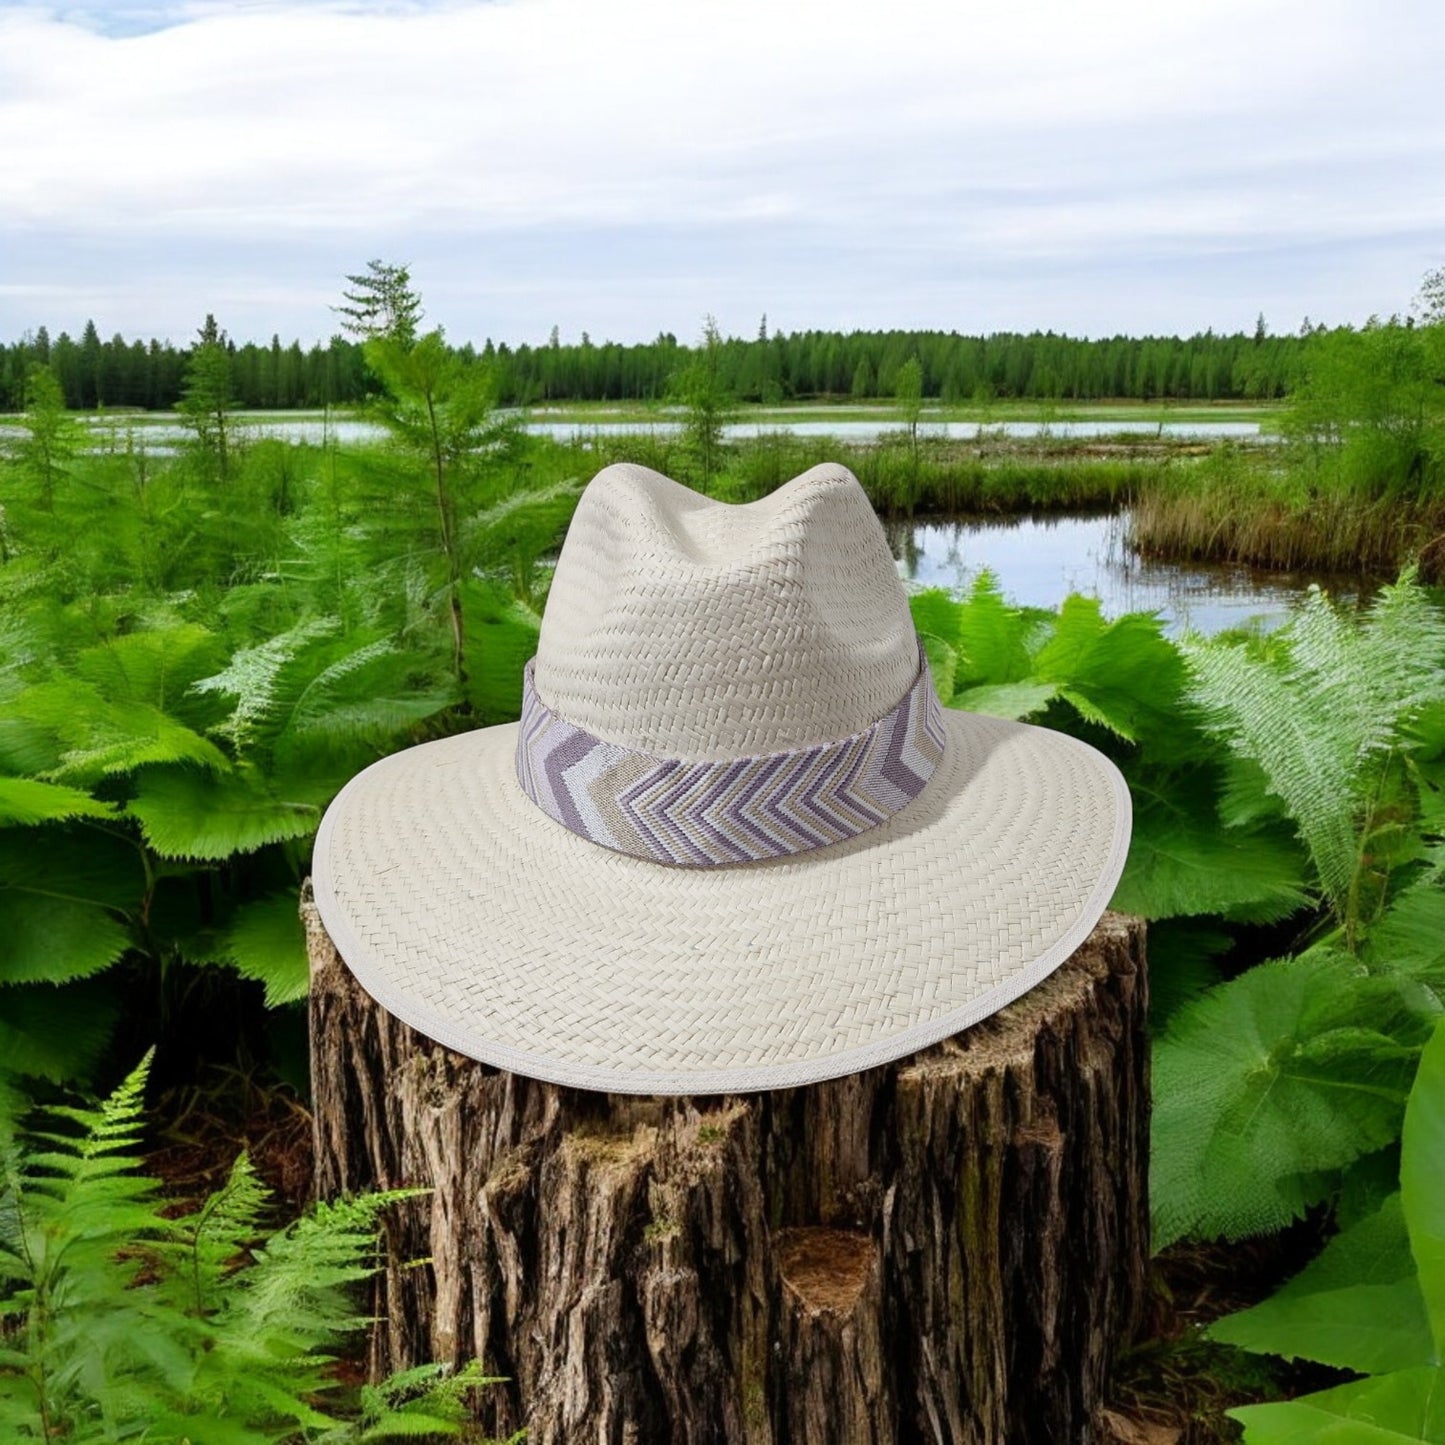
[309,708,1132,1095]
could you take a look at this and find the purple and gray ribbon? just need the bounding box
[514,640,947,867]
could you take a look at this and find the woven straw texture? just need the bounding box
[309,462,1133,1094]
[533,461,918,759]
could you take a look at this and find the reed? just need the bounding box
[565,431,1168,519]
[1128,445,1445,577]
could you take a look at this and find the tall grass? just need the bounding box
[568,430,1168,517]
[1129,443,1445,577]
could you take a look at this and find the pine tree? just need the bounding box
[669,314,736,490]
[178,316,238,480]
[335,260,423,347]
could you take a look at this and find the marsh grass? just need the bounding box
[570,430,1167,518]
[1129,443,1445,576]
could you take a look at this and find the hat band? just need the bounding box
[514,639,947,867]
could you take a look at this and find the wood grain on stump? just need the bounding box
[303,881,1149,1445]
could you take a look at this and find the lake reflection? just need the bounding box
[893,511,1361,637]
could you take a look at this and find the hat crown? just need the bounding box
[533,462,917,762]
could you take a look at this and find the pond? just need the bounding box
[538,418,1268,442]
[895,511,1362,637]
[52,412,1267,448]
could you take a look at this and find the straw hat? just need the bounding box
[309,461,1132,1094]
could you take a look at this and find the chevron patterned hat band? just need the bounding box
[514,639,948,867]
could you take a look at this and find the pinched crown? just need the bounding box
[533,462,919,762]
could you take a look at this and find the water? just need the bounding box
[64,414,387,448]
[40,411,1266,449]
[895,511,1360,637]
[540,418,1265,442]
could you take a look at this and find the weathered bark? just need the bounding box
[304,881,1149,1445]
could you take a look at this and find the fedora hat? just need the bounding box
[309,461,1132,1094]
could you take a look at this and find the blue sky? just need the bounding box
[1,0,1442,348]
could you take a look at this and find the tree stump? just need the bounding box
[304,880,1149,1445]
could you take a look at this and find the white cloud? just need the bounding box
[1,0,1441,341]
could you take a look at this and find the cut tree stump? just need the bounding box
[303,881,1149,1445]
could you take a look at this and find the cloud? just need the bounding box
[1,0,1441,343]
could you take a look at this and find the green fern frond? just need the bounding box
[191,621,457,783]
[272,636,458,768]
[196,1186,431,1412]
[161,1150,271,1320]
[459,579,542,724]
[907,588,964,652]
[0,777,114,827]
[1031,596,1187,742]
[189,616,340,754]
[72,625,227,726]
[128,763,319,860]
[954,571,1036,686]
[1112,774,1310,925]
[218,891,309,1007]
[1310,569,1445,760]
[1181,575,1445,932]
[0,889,130,986]
[9,678,232,786]
[460,474,581,572]
[950,680,1060,719]
[1363,878,1445,985]
[285,635,399,718]
[0,824,144,986]
[0,1051,477,1441]
[0,978,121,1086]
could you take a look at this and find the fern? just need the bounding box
[1109,768,1310,925]
[71,625,229,732]
[190,617,343,756]
[910,573,1187,741]
[1181,570,1445,940]
[461,474,583,603]
[0,827,141,988]
[0,1051,508,1442]
[129,763,320,861]
[190,619,457,774]
[0,1049,173,1441]
[164,1149,272,1319]
[0,422,566,1087]
[459,578,543,724]
[9,676,232,786]
[0,978,121,1087]
[342,1360,522,1443]
[0,778,114,828]
[219,892,312,1007]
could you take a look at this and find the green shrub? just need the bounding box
[1210,1014,1445,1441]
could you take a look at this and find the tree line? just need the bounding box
[1,312,1331,413]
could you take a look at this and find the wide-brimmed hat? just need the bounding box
[309,461,1132,1094]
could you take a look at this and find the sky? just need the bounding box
[1,0,1442,349]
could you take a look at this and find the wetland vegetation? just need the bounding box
[2,261,1443,1440]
